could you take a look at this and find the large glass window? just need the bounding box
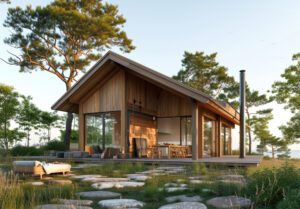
[221,125,231,155]
[85,112,120,149]
[181,117,192,146]
[204,119,214,157]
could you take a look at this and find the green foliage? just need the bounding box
[191,163,207,175]
[3,0,134,89]
[10,145,43,156]
[60,129,78,143]
[272,53,300,112]
[42,140,66,151]
[39,111,62,142]
[246,163,300,208]
[0,172,75,209]
[0,84,24,150]
[17,96,41,147]
[173,51,236,99]
[79,162,147,177]
[277,189,300,209]
[279,112,300,144]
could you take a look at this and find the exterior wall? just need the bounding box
[78,70,125,151]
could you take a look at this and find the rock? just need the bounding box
[29,181,44,186]
[165,187,188,192]
[206,196,252,208]
[42,177,54,180]
[190,180,213,184]
[92,181,145,189]
[57,199,93,206]
[164,183,178,187]
[48,180,72,185]
[127,174,150,181]
[165,195,203,203]
[36,204,92,209]
[77,191,120,198]
[71,175,103,180]
[201,188,214,193]
[158,202,207,209]
[82,177,129,183]
[98,199,144,209]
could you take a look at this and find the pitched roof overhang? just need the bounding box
[52,51,240,125]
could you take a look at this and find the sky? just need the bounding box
[0,0,300,149]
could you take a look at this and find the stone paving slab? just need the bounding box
[76,191,121,198]
[98,199,144,209]
[70,175,104,180]
[165,195,203,203]
[81,177,129,183]
[158,202,207,209]
[92,181,145,189]
[57,199,93,206]
[206,196,252,209]
[36,204,92,209]
[48,180,72,185]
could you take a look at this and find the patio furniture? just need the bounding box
[102,147,120,159]
[13,161,71,179]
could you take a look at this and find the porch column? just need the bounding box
[78,103,85,151]
[192,100,199,160]
[198,110,204,159]
[121,71,128,155]
[216,116,222,157]
[240,70,246,158]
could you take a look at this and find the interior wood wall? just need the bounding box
[128,114,157,154]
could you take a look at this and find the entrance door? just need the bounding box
[204,118,216,157]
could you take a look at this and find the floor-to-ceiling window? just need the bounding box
[221,125,231,155]
[181,117,192,146]
[204,118,215,157]
[85,112,121,150]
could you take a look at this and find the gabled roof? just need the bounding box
[52,51,240,124]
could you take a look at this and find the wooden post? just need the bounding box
[78,103,85,151]
[216,116,222,157]
[198,111,204,159]
[121,71,128,155]
[192,100,199,160]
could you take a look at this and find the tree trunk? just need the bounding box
[272,145,275,159]
[27,130,30,147]
[4,121,8,150]
[64,82,73,150]
[246,109,252,155]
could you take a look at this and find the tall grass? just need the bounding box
[79,162,147,177]
[0,172,76,209]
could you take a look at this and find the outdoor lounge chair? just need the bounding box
[13,161,71,179]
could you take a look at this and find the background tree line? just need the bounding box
[0,83,63,150]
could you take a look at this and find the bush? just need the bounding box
[191,163,207,175]
[277,189,300,209]
[42,140,66,151]
[245,163,300,208]
[10,145,43,156]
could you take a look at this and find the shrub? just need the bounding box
[191,163,207,175]
[277,189,300,209]
[42,140,66,151]
[245,163,300,208]
[10,145,43,156]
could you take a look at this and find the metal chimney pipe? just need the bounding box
[239,70,246,159]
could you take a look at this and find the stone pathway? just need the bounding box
[206,196,252,208]
[57,199,93,206]
[77,191,121,198]
[126,174,151,181]
[48,180,72,185]
[29,181,44,186]
[36,204,92,209]
[81,177,129,183]
[218,175,247,185]
[165,195,203,203]
[92,181,145,189]
[161,183,188,192]
[70,175,104,180]
[158,202,207,209]
[98,199,144,209]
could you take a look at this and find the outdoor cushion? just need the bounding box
[42,162,71,175]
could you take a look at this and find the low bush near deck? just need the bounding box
[10,145,43,156]
[246,163,300,208]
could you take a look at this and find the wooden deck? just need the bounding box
[14,155,263,167]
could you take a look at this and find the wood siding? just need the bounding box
[81,70,125,113]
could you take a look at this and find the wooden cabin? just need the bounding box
[52,51,240,160]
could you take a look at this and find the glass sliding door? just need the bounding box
[221,125,231,155]
[204,118,216,157]
[180,117,192,146]
[85,112,121,150]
